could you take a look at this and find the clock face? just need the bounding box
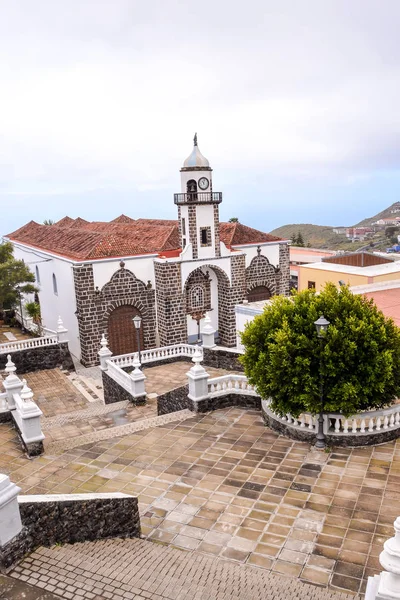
[198,177,209,190]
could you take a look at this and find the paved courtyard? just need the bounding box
[1,392,398,596]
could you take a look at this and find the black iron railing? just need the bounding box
[174,192,222,205]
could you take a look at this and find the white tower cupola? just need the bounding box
[174,134,222,259]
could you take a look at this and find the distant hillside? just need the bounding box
[355,202,400,227]
[270,202,400,250]
[269,223,351,249]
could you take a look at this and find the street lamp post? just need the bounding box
[132,315,142,363]
[314,315,330,450]
[16,286,25,333]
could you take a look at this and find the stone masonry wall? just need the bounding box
[154,261,186,347]
[202,348,244,372]
[217,254,246,347]
[188,205,198,259]
[188,393,261,413]
[277,243,290,296]
[0,342,74,374]
[73,264,156,367]
[157,385,189,415]
[245,252,278,296]
[102,371,145,405]
[0,495,140,572]
[184,269,211,314]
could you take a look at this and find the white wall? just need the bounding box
[92,256,156,290]
[235,243,280,268]
[12,244,80,359]
[235,304,263,351]
[196,203,216,259]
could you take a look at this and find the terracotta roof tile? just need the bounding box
[6,215,283,260]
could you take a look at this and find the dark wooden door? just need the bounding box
[107,305,144,356]
[247,286,272,302]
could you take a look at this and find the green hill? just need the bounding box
[270,202,400,250]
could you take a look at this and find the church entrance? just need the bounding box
[247,286,272,302]
[107,305,144,356]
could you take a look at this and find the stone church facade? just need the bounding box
[6,137,290,366]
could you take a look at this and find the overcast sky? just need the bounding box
[1,0,400,235]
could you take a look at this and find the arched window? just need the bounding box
[190,285,204,310]
[52,273,58,295]
[35,266,40,284]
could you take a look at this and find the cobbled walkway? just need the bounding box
[11,537,358,600]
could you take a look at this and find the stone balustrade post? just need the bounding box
[0,474,22,547]
[187,347,209,402]
[98,334,113,371]
[129,356,146,401]
[365,516,400,600]
[56,316,69,343]
[201,313,216,349]
[2,355,23,410]
[13,380,45,455]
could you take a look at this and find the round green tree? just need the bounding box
[240,283,400,417]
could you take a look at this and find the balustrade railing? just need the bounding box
[0,335,59,354]
[0,392,8,412]
[109,344,202,368]
[262,399,400,435]
[105,360,133,394]
[207,374,257,396]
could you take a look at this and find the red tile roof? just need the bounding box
[219,222,283,246]
[6,216,284,261]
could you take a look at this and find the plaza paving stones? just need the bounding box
[10,537,357,600]
[1,403,399,595]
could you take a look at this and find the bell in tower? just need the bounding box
[174,134,222,259]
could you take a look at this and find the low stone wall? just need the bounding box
[0,410,11,424]
[157,385,189,415]
[0,493,140,572]
[102,371,145,405]
[261,404,400,447]
[202,348,244,372]
[189,393,261,413]
[0,342,74,375]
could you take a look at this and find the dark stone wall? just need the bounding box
[0,495,140,573]
[189,393,261,413]
[157,385,189,415]
[261,405,400,447]
[102,371,145,405]
[0,342,74,375]
[202,348,244,372]
[0,411,12,424]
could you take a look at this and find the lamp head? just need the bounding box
[132,315,142,330]
[314,315,330,338]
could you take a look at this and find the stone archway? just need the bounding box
[247,285,272,303]
[107,304,144,356]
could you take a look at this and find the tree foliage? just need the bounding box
[0,242,38,310]
[292,231,305,247]
[43,219,55,225]
[240,283,400,417]
[229,217,239,223]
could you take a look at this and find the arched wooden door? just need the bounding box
[247,286,272,302]
[107,305,144,356]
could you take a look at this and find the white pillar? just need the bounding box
[129,356,146,401]
[201,313,216,349]
[0,474,22,546]
[2,355,23,410]
[98,334,112,371]
[13,379,45,447]
[365,516,400,600]
[187,347,209,402]
[56,316,69,343]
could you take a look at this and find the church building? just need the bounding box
[5,137,290,366]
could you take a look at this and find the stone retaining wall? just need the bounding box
[102,371,146,405]
[0,342,74,375]
[0,493,140,572]
[157,385,189,415]
[189,393,261,413]
[202,348,244,372]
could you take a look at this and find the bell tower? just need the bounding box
[174,134,222,259]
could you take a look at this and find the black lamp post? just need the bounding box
[132,315,142,363]
[314,315,330,449]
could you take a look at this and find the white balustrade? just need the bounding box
[109,343,202,368]
[0,392,8,412]
[207,374,257,397]
[12,380,45,448]
[0,335,58,354]
[105,360,133,394]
